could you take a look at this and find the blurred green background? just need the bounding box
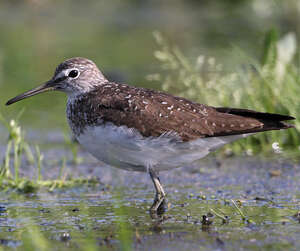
[0,0,299,134]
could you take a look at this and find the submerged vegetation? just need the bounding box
[148,31,300,154]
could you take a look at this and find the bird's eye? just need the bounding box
[68,69,79,78]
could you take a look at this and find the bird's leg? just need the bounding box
[148,168,166,216]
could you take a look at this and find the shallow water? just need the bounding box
[0,135,300,250]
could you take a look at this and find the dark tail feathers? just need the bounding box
[216,107,295,130]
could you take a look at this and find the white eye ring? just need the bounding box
[66,68,80,79]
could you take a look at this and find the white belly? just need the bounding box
[76,123,249,172]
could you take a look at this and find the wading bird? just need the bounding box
[6,58,294,216]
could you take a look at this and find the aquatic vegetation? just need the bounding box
[0,112,99,193]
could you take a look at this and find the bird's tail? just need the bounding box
[216,107,295,131]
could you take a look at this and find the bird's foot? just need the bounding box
[149,193,166,218]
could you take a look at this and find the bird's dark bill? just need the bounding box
[6,81,54,106]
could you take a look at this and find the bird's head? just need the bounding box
[6,57,106,105]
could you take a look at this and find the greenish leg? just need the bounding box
[148,168,166,216]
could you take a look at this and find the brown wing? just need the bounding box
[72,83,294,141]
